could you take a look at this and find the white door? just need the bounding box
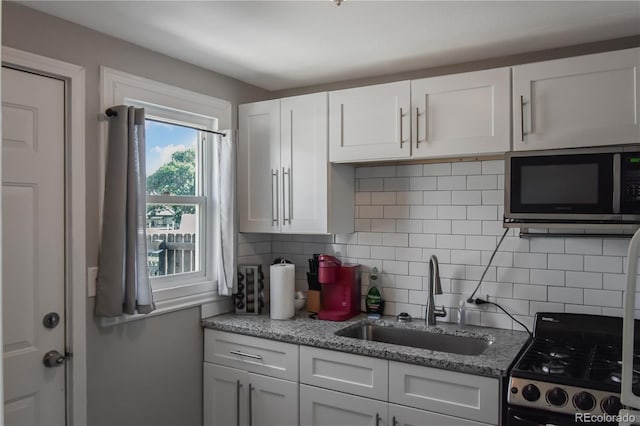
[249,372,298,426]
[2,67,66,425]
[329,81,411,162]
[281,92,328,234]
[203,363,248,426]
[238,100,281,233]
[300,384,388,426]
[411,68,511,158]
[513,47,640,151]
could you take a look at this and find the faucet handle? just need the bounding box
[435,305,447,318]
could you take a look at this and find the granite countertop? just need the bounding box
[202,313,531,378]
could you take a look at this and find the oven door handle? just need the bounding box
[512,414,561,426]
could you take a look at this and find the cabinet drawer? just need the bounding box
[389,361,499,425]
[300,346,388,401]
[204,330,299,381]
[390,403,493,426]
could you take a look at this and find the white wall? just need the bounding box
[241,159,640,333]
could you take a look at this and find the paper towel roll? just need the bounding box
[270,262,295,320]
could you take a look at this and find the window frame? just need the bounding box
[100,67,231,323]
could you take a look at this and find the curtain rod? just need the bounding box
[104,108,227,137]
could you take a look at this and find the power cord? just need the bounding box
[472,298,532,337]
[465,227,533,337]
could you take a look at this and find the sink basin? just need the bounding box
[335,323,492,355]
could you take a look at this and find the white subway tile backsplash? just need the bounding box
[384,177,410,191]
[584,255,623,273]
[409,176,437,190]
[452,161,482,175]
[256,160,639,333]
[548,254,583,271]
[467,205,498,220]
[397,191,423,205]
[384,205,410,219]
[396,219,423,233]
[467,175,498,190]
[548,287,583,304]
[437,175,466,190]
[565,238,602,255]
[481,160,504,175]
[410,205,438,219]
[566,271,602,289]
[451,190,481,205]
[383,232,408,247]
[423,163,451,176]
[372,192,396,205]
[423,190,451,205]
[584,289,622,308]
[358,178,384,191]
[438,205,466,220]
[514,253,547,269]
[371,219,396,232]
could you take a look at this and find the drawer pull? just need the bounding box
[230,350,263,360]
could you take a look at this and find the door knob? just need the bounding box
[42,350,65,367]
[42,312,60,329]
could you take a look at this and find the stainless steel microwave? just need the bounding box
[504,146,640,227]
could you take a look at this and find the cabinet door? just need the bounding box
[238,100,281,233]
[513,48,640,151]
[389,404,493,426]
[388,361,499,425]
[281,93,328,234]
[330,81,411,162]
[249,373,298,426]
[411,68,510,158]
[204,363,247,426]
[300,384,388,426]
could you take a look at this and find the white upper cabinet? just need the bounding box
[411,68,511,158]
[238,99,281,233]
[239,94,354,234]
[513,47,640,151]
[329,81,411,162]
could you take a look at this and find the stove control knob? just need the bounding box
[573,391,596,411]
[601,396,623,415]
[546,387,568,406]
[522,384,540,402]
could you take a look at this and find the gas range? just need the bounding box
[507,313,639,424]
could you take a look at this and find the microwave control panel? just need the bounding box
[620,152,640,212]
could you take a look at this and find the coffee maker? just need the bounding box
[317,254,361,321]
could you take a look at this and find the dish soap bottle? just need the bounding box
[365,267,385,319]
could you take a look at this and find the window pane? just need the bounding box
[146,203,200,277]
[145,120,198,196]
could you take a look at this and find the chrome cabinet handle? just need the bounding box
[230,350,263,360]
[282,167,288,224]
[415,107,421,148]
[392,416,398,426]
[248,384,254,426]
[399,108,406,148]
[282,167,292,224]
[375,413,381,426]
[520,95,527,142]
[287,167,292,222]
[271,170,278,225]
[236,380,242,426]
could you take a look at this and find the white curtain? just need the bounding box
[214,131,237,296]
[96,105,155,317]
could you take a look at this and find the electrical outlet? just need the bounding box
[87,267,98,297]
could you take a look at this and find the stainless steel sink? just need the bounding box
[335,323,492,355]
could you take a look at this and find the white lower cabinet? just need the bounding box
[204,363,298,426]
[389,403,490,426]
[300,384,388,426]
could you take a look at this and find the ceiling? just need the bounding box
[18,1,640,91]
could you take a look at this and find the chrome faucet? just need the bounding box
[426,255,447,325]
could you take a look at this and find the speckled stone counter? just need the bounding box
[201,313,530,377]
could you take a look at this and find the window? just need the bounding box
[101,67,231,319]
